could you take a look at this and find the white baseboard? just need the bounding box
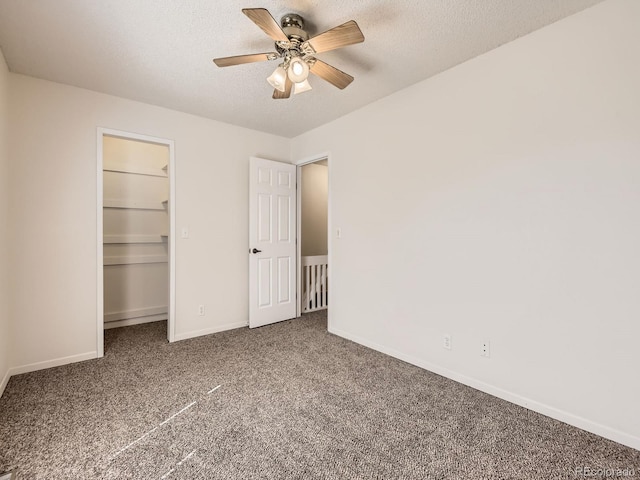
[173,321,248,342]
[0,367,10,398]
[104,314,167,329]
[9,351,97,377]
[329,326,640,452]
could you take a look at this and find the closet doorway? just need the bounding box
[96,128,176,357]
[296,157,329,318]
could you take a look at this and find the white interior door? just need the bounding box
[249,157,297,328]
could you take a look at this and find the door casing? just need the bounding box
[96,127,176,357]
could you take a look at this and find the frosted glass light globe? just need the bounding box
[288,57,309,83]
[293,79,312,95]
[267,66,287,92]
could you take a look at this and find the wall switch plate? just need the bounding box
[481,340,490,358]
[198,305,205,316]
[336,228,342,239]
[443,334,452,350]
[181,227,189,239]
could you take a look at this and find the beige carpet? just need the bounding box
[0,311,638,479]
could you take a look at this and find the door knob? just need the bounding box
[252,248,262,254]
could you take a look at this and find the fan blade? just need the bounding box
[242,8,289,43]
[304,20,364,54]
[310,59,354,89]
[273,77,293,99]
[213,52,278,68]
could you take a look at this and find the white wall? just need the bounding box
[301,163,328,256]
[8,74,290,372]
[291,0,640,449]
[0,49,11,394]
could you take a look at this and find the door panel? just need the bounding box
[277,256,291,304]
[258,194,272,242]
[249,157,297,327]
[277,195,291,241]
[258,258,272,308]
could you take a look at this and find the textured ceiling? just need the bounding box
[0,0,602,137]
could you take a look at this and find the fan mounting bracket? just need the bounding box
[281,13,304,30]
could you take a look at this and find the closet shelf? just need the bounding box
[104,254,168,266]
[104,234,167,244]
[104,199,166,210]
[104,162,168,178]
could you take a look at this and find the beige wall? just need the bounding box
[8,74,290,371]
[301,163,328,256]
[292,0,640,449]
[0,49,10,393]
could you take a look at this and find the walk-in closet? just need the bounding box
[102,135,170,331]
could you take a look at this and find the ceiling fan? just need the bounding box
[213,8,364,99]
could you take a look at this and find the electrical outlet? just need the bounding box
[481,340,490,358]
[443,334,452,350]
[198,305,205,316]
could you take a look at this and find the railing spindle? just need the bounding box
[301,255,328,313]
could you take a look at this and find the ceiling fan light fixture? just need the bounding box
[213,9,365,100]
[267,65,287,92]
[288,57,309,83]
[293,79,312,95]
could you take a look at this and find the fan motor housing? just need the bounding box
[281,13,308,43]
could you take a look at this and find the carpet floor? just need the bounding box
[0,311,638,479]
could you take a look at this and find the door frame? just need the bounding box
[294,152,331,324]
[96,127,177,357]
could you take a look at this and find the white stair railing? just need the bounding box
[302,255,328,312]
